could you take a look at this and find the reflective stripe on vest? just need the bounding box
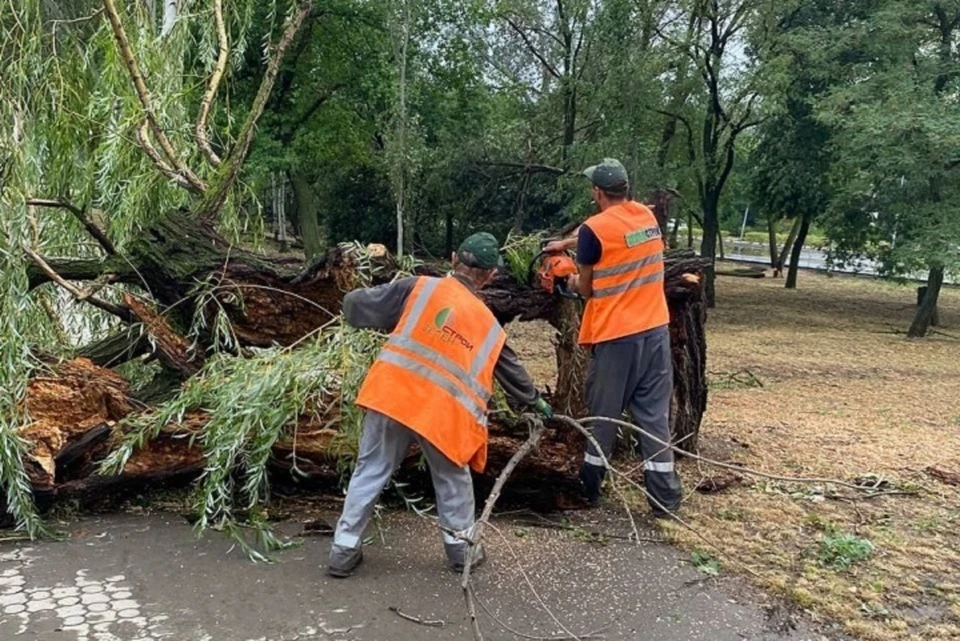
[379,277,502,426]
[578,202,670,345]
[376,350,488,423]
[593,266,664,298]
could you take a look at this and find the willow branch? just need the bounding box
[195,0,228,168]
[136,121,200,192]
[22,245,133,321]
[102,0,205,192]
[198,1,315,219]
[25,198,117,256]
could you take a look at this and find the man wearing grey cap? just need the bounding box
[548,159,682,516]
[327,232,553,578]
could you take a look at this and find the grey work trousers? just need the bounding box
[332,410,475,563]
[582,325,683,514]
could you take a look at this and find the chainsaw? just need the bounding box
[527,241,581,299]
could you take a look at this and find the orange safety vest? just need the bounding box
[578,201,669,345]
[356,276,506,472]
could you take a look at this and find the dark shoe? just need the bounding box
[579,464,604,508]
[449,544,486,574]
[327,545,363,578]
[652,505,680,520]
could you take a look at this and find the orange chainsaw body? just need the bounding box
[536,253,578,295]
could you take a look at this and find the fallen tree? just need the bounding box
[15,231,709,515]
[0,0,708,539]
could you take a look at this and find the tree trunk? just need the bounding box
[290,172,322,260]
[767,213,778,268]
[445,210,454,257]
[778,217,802,276]
[19,210,711,507]
[785,214,810,290]
[561,83,576,165]
[916,286,940,327]
[700,192,720,307]
[552,300,588,419]
[908,267,944,338]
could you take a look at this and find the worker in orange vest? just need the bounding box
[327,232,553,578]
[546,159,682,515]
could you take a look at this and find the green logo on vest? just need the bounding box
[428,307,474,350]
[434,307,453,328]
[625,226,662,247]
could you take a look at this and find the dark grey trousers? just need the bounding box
[581,325,682,514]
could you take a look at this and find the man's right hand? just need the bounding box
[544,239,568,254]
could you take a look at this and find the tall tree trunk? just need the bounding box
[553,300,588,419]
[785,214,810,289]
[778,217,803,275]
[700,191,720,307]
[908,267,944,338]
[766,213,778,268]
[289,172,322,260]
[561,83,576,166]
[445,210,454,257]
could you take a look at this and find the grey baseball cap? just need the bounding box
[583,158,629,191]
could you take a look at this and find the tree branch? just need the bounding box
[198,1,315,220]
[195,0,228,168]
[22,245,133,321]
[475,161,569,176]
[25,198,117,256]
[102,0,205,192]
[136,121,200,192]
[505,16,561,79]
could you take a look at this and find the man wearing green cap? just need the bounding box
[549,159,682,516]
[327,232,552,578]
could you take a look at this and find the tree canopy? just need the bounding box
[1,0,958,538]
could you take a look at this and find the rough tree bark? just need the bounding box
[785,213,811,290]
[19,209,709,509]
[908,267,944,338]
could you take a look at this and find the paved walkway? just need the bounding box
[0,510,838,641]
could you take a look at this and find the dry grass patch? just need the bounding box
[672,270,960,640]
[509,269,960,640]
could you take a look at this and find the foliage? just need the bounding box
[819,530,874,570]
[98,244,421,559]
[502,231,547,285]
[691,549,722,576]
[2,0,958,540]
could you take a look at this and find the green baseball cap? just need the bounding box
[583,158,629,191]
[457,232,505,270]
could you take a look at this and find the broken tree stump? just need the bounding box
[14,209,710,511]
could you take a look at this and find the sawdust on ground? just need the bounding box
[508,268,960,641]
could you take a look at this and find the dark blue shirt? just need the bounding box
[576,224,602,266]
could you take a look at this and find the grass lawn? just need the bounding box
[512,268,960,641]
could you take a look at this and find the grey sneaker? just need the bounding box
[448,543,486,574]
[327,545,363,578]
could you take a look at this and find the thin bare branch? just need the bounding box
[198,1,315,220]
[504,16,561,79]
[26,198,117,256]
[195,0,228,168]
[22,245,132,321]
[102,0,205,191]
[136,121,200,192]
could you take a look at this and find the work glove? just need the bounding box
[532,397,554,419]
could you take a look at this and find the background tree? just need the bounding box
[814,0,960,336]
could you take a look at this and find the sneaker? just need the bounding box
[326,545,363,578]
[449,544,486,574]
